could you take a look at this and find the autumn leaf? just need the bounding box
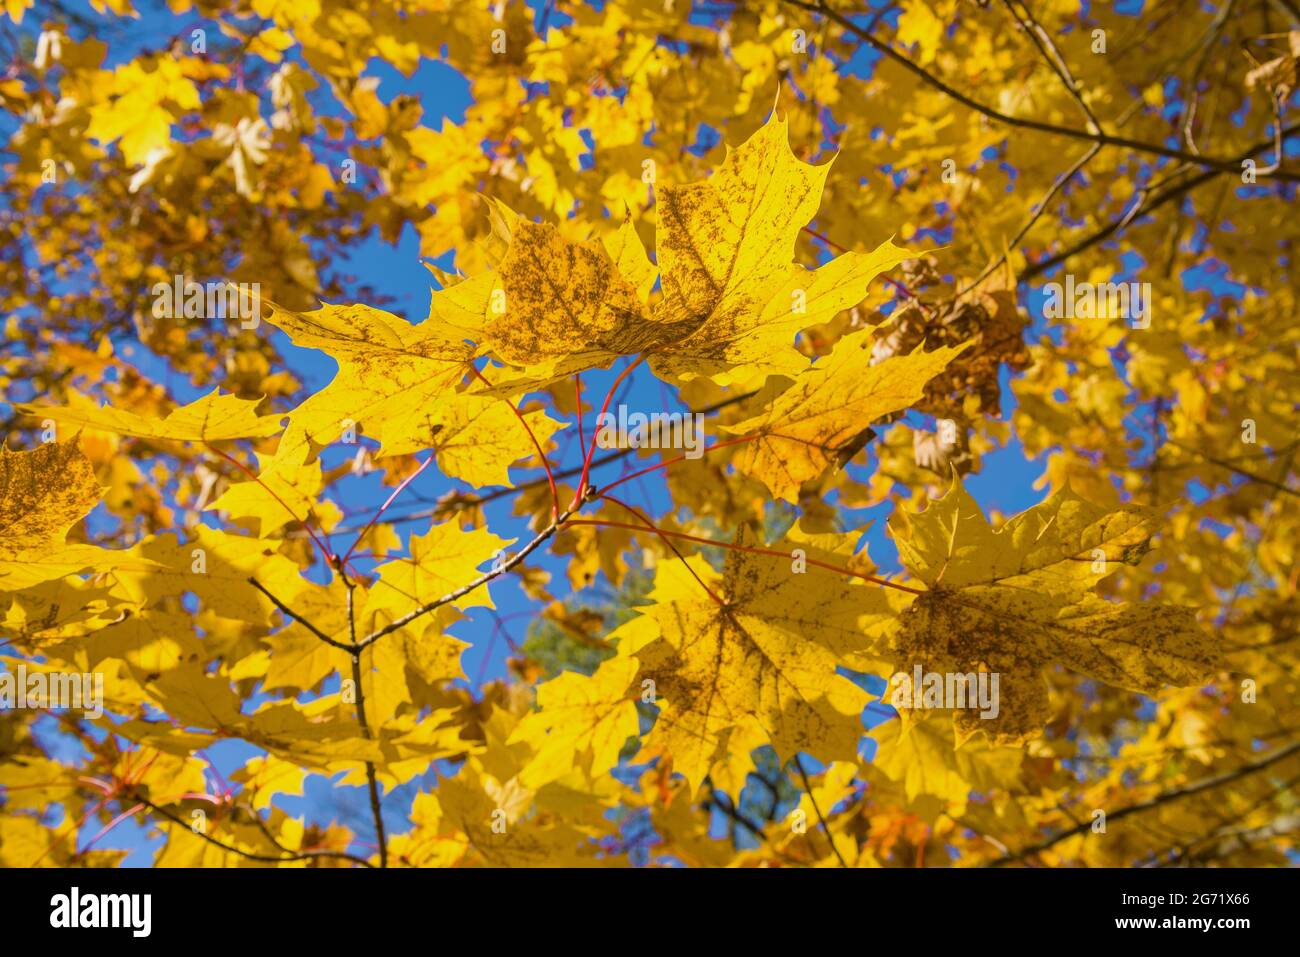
[264,302,565,487]
[408,768,601,868]
[508,655,640,788]
[885,478,1223,744]
[601,216,657,304]
[85,58,200,167]
[366,520,513,620]
[0,440,131,590]
[478,220,653,371]
[5,0,1293,874]
[624,529,879,793]
[22,389,285,443]
[727,329,967,502]
[868,714,1024,805]
[0,578,116,649]
[1,0,32,26]
[52,609,204,676]
[111,526,304,626]
[648,113,913,384]
[450,114,917,393]
[209,450,338,537]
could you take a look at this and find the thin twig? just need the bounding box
[1022,122,1300,278]
[563,519,927,595]
[1180,0,1237,154]
[957,142,1101,295]
[1162,436,1299,499]
[131,792,374,867]
[248,578,353,651]
[356,502,587,650]
[989,739,1300,866]
[781,0,1300,181]
[596,493,726,606]
[575,355,646,504]
[341,454,437,565]
[342,568,388,869]
[319,391,761,534]
[793,755,849,868]
[206,442,334,564]
[1002,0,1102,133]
[471,365,562,519]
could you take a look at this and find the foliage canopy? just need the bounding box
[1,0,1297,869]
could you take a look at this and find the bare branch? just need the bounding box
[1163,436,1300,500]
[356,503,585,650]
[957,142,1101,295]
[1002,0,1103,133]
[1022,122,1300,278]
[248,578,353,651]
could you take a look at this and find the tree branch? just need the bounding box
[130,792,374,867]
[1022,121,1300,278]
[989,739,1300,866]
[782,0,1300,181]
[1002,0,1102,133]
[562,518,926,595]
[248,578,354,651]
[342,569,388,868]
[793,755,849,868]
[958,142,1101,295]
[356,502,586,650]
[322,390,760,535]
[1163,436,1300,500]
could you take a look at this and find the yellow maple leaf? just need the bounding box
[135,666,381,771]
[258,573,467,726]
[2,0,32,24]
[0,441,131,590]
[727,329,966,502]
[885,478,1222,745]
[111,526,303,626]
[22,389,284,443]
[413,768,602,868]
[438,114,916,391]
[0,578,116,647]
[230,756,308,812]
[367,520,513,620]
[626,530,879,794]
[85,58,200,167]
[480,220,654,369]
[509,656,640,788]
[265,302,565,487]
[209,449,333,537]
[52,609,203,675]
[601,216,657,303]
[648,113,912,383]
[868,715,1024,805]
[895,0,950,65]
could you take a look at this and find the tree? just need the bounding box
[1,0,1296,869]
